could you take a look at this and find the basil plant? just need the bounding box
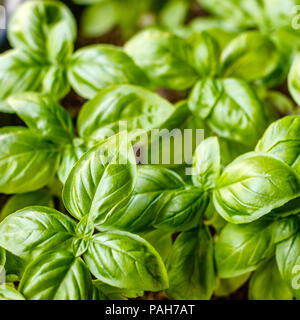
[208,115,300,300]
[0,0,149,113]
[0,130,216,300]
[0,0,300,302]
[0,84,181,194]
[197,0,300,54]
[124,27,289,149]
[0,135,170,300]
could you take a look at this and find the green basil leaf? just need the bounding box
[187,16,230,33]
[4,251,26,279]
[204,201,227,233]
[0,285,25,300]
[0,1,75,103]
[166,224,215,300]
[271,197,300,218]
[0,207,76,261]
[73,215,94,258]
[0,127,60,194]
[0,247,5,283]
[72,238,90,258]
[249,257,293,300]
[215,273,251,297]
[190,25,237,51]
[75,215,94,238]
[114,0,151,36]
[83,230,168,291]
[213,152,300,223]
[125,29,198,90]
[159,0,189,29]
[263,90,296,121]
[288,54,300,106]
[8,1,76,61]
[40,64,70,99]
[77,84,174,141]
[68,45,149,99]
[158,99,202,131]
[276,231,300,299]
[188,31,220,77]
[92,286,122,300]
[63,134,137,223]
[0,247,5,269]
[258,51,291,89]
[189,78,267,147]
[141,230,172,262]
[199,0,255,29]
[215,216,299,278]
[57,143,87,184]
[255,116,300,175]
[220,31,279,82]
[153,186,208,232]
[0,190,54,222]
[8,93,74,146]
[98,166,208,233]
[92,280,143,300]
[19,250,93,300]
[81,2,117,37]
[95,165,183,232]
[0,50,49,113]
[272,216,300,244]
[218,137,251,167]
[192,137,220,190]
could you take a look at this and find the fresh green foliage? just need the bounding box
[0,136,168,299]
[289,53,300,106]
[1,86,177,193]
[220,31,280,82]
[276,232,300,299]
[0,191,54,222]
[215,216,299,278]
[0,1,149,112]
[124,27,278,148]
[73,0,191,38]
[0,126,61,194]
[98,165,208,233]
[215,273,251,297]
[1,0,300,301]
[192,137,220,190]
[0,1,76,112]
[198,0,300,52]
[125,27,281,88]
[189,78,267,146]
[125,28,199,90]
[0,285,25,300]
[249,258,293,300]
[212,116,300,299]
[213,116,300,224]
[77,85,174,141]
[166,224,215,300]
[68,46,150,99]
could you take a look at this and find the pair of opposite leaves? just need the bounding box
[0,135,170,300]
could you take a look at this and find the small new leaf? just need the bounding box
[192,137,221,190]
